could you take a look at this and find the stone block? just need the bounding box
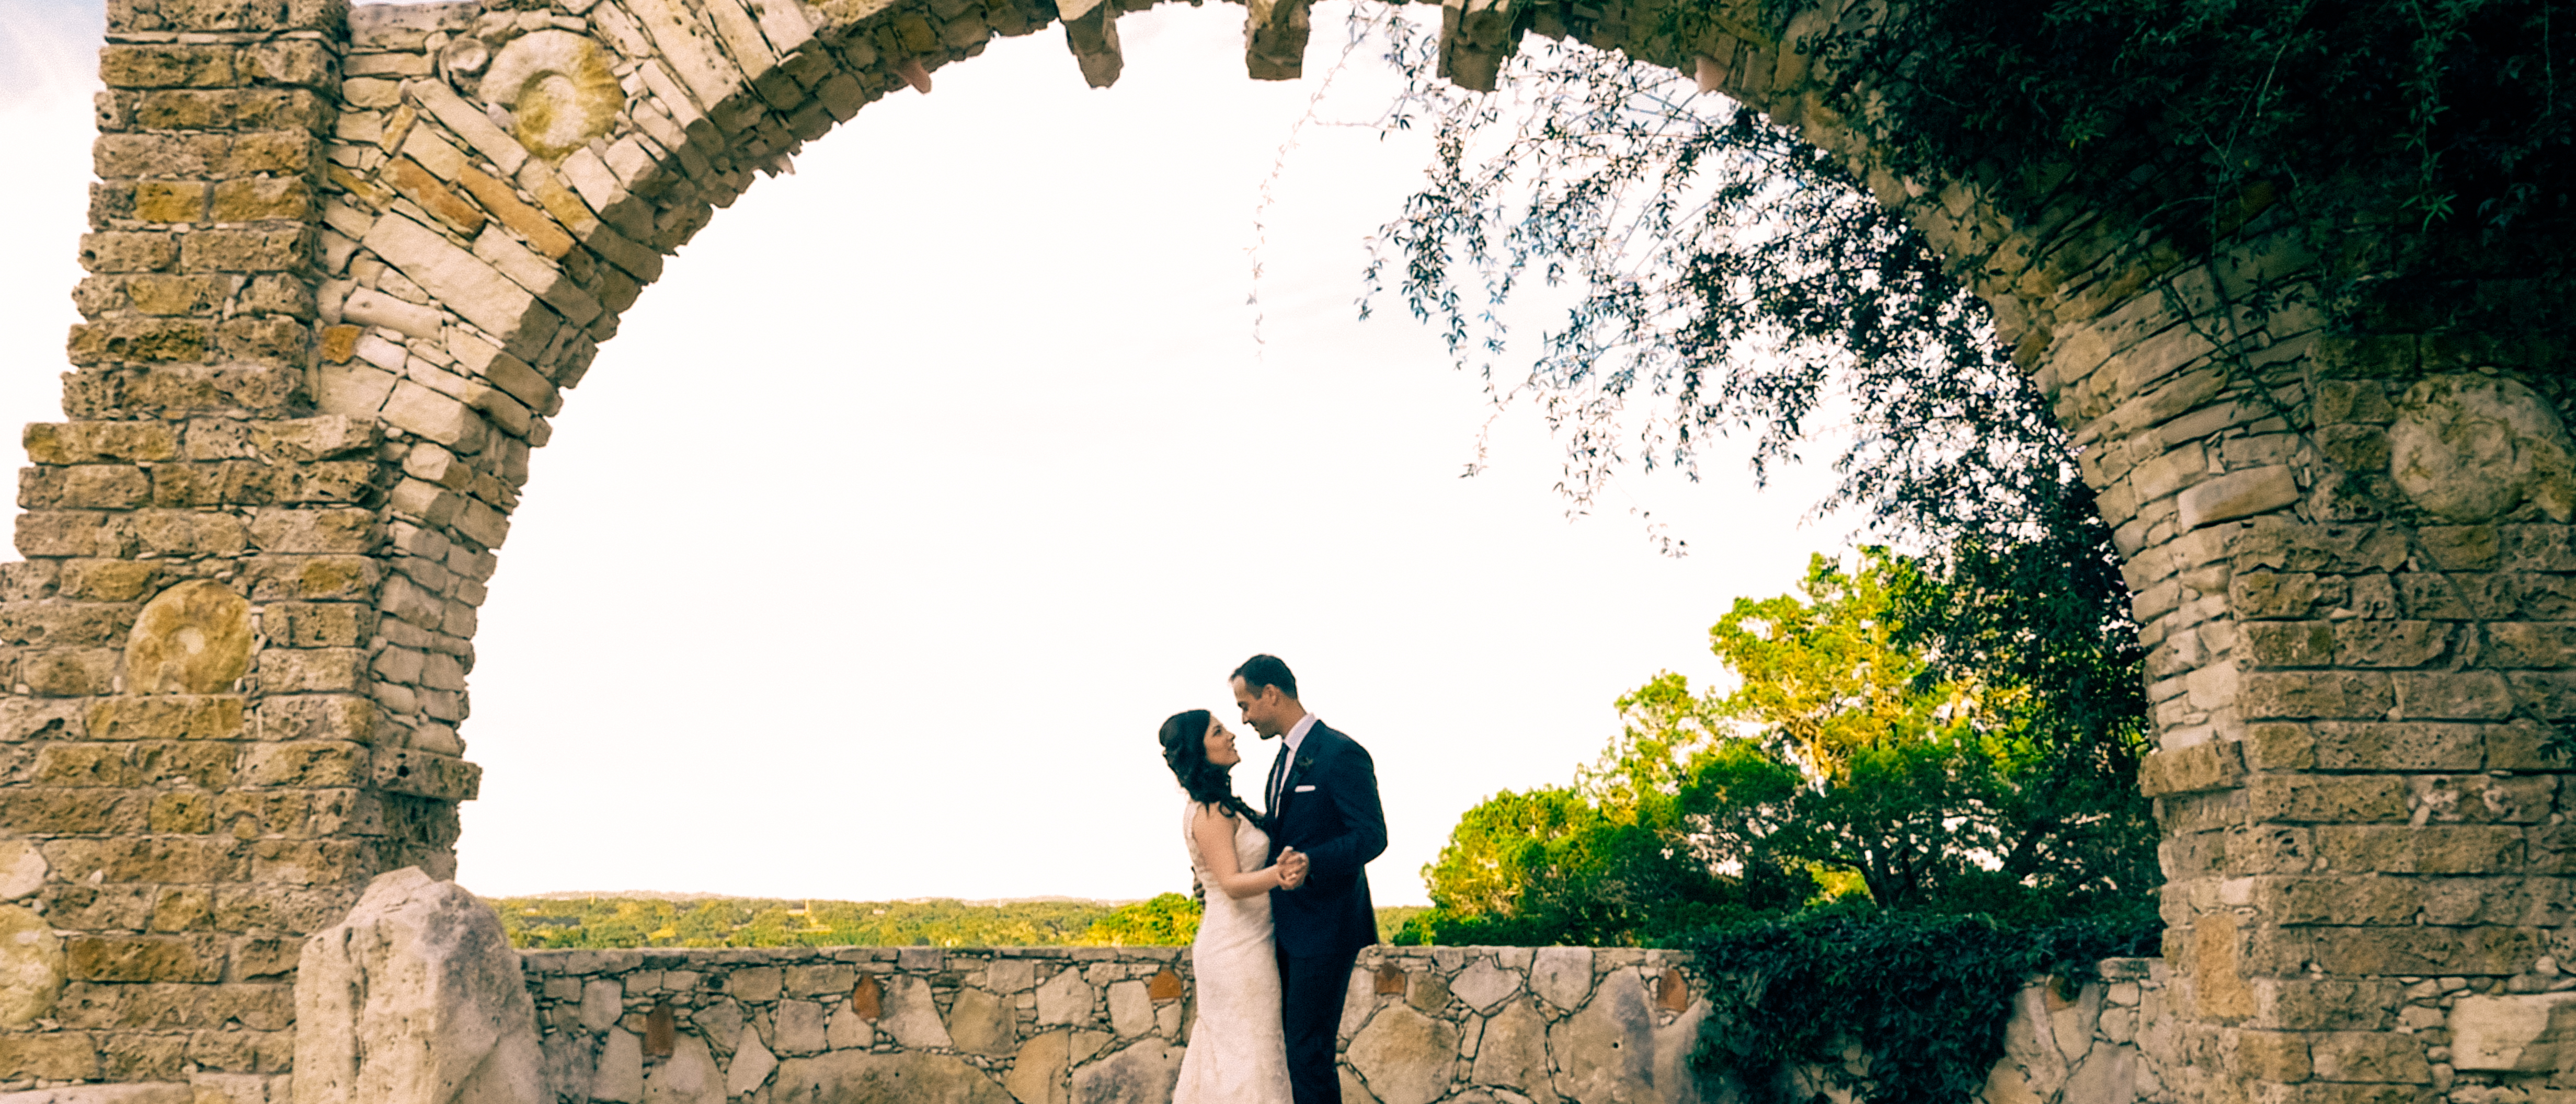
[781,962,850,997]
[256,647,367,694]
[209,177,310,222]
[1530,946,1591,1010]
[2245,775,2405,823]
[239,556,379,601]
[2305,925,2538,976]
[0,1032,104,1080]
[372,746,480,802]
[769,997,823,1054]
[2241,672,2394,721]
[100,43,239,88]
[1035,966,1091,1025]
[2183,466,2301,528]
[254,594,371,646]
[772,1050,1011,1104]
[2308,1031,2431,1083]
[66,934,226,983]
[879,974,952,1049]
[24,648,120,696]
[2233,1029,2311,1081]
[67,318,212,365]
[1347,1004,1457,1104]
[2308,721,2485,770]
[0,790,147,835]
[178,227,309,272]
[947,987,1013,1056]
[2391,671,2513,719]
[83,231,180,273]
[46,836,245,884]
[294,868,543,1104]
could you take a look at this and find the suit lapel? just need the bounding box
[1277,728,1324,820]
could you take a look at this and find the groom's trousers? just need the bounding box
[1277,943,1363,1104]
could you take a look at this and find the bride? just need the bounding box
[1158,709,1307,1103]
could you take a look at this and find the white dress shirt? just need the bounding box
[1284,713,1319,754]
[1269,713,1320,812]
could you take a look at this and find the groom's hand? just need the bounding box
[1278,848,1311,889]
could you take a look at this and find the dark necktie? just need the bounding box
[1266,744,1291,814]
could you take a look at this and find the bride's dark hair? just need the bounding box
[1159,709,1263,826]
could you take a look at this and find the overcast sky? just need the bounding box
[1,0,1854,905]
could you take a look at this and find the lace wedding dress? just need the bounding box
[1173,802,1293,1104]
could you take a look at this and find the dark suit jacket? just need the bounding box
[1264,722,1387,958]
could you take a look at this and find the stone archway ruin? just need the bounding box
[7,0,2575,1099]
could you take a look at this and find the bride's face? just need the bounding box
[1203,718,1242,768]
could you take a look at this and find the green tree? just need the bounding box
[1403,546,2156,943]
[1076,893,1203,946]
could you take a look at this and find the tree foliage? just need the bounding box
[1796,0,2576,349]
[1400,549,2155,947]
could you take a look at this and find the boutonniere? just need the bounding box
[1296,755,1315,771]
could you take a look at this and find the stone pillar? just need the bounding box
[1678,12,2576,1104]
[0,0,465,1095]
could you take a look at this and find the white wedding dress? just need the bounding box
[1173,802,1293,1104]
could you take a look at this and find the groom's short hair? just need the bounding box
[1232,654,1298,699]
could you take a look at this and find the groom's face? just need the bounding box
[1231,676,1295,739]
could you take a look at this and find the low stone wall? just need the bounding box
[516,945,2170,1104]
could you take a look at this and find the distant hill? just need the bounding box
[490,893,1429,949]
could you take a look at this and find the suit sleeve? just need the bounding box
[1301,739,1388,879]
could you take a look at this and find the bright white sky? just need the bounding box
[0,0,1854,905]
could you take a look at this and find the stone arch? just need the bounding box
[15,0,2576,1097]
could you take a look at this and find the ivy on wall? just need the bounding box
[1678,908,2161,1104]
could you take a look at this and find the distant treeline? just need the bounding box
[491,893,1429,949]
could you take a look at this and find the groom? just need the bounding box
[1232,654,1387,1104]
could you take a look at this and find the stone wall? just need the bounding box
[514,944,2165,1104]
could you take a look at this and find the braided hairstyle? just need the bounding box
[1159,709,1264,828]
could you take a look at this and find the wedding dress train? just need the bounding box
[1172,801,1293,1104]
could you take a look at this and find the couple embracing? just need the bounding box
[1157,654,1388,1104]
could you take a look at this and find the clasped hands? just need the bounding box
[1275,847,1311,890]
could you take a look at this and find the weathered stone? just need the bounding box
[724,1031,775,1096]
[0,905,64,1029]
[2180,466,2301,528]
[0,1087,191,1104]
[949,987,1016,1056]
[580,978,622,1031]
[1548,970,1687,1104]
[880,974,953,1049]
[1451,958,1521,1014]
[1347,1003,1459,1104]
[638,1034,719,1104]
[592,1030,643,1103]
[774,998,827,1054]
[825,996,874,1050]
[2390,375,2576,523]
[1007,1029,1070,1104]
[772,1050,1014,1104]
[482,32,625,160]
[1035,967,1092,1026]
[1338,964,1378,1040]
[2450,993,2576,1071]
[0,841,48,901]
[1107,979,1152,1038]
[1530,947,1592,1011]
[292,867,543,1104]
[125,579,251,695]
[1068,1040,1182,1104]
[1469,998,1556,1103]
